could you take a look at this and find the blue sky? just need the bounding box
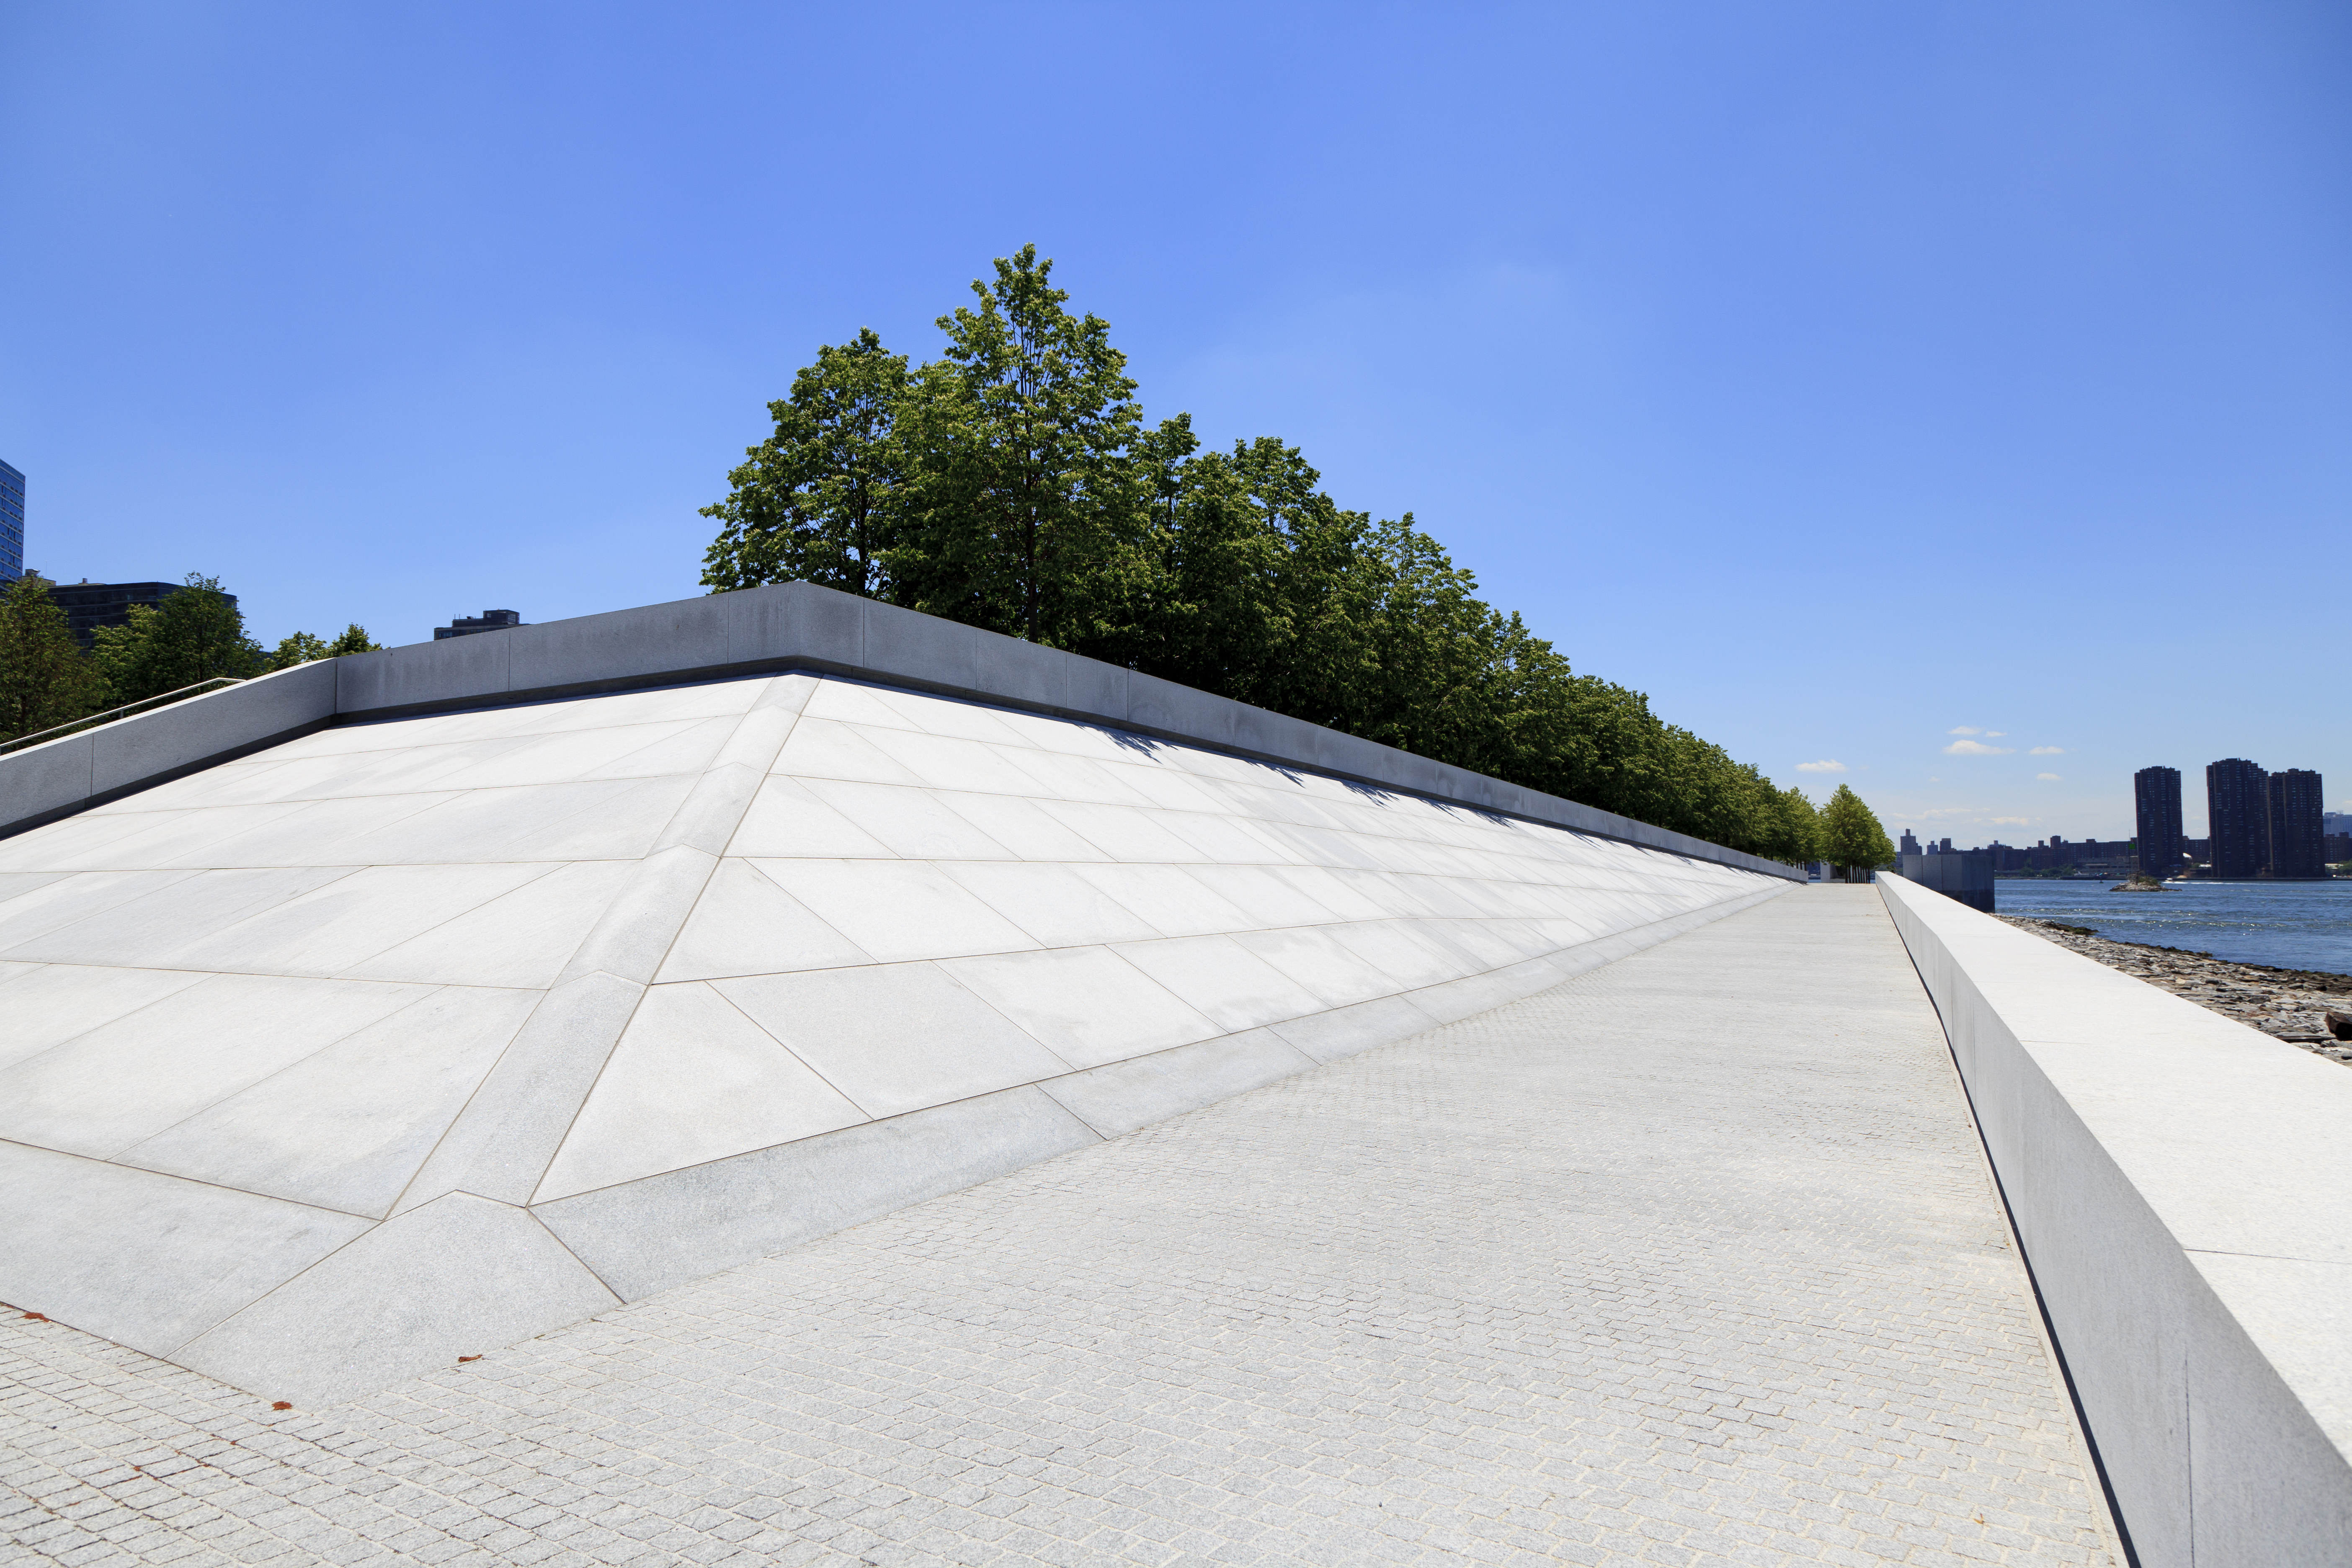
[3,2,2345,842]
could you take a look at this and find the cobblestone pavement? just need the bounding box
[2001,912,2352,1063]
[3,886,2114,1568]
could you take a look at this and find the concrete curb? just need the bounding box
[1878,872,2352,1567]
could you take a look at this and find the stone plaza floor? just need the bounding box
[1,885,2116,1567]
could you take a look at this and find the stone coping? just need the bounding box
[1877,871,2352,1567]
[0,581,1800,879]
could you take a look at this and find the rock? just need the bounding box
[2327,1010,2352,1042]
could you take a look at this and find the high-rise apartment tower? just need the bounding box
[2206,758,2270,878]
[2134,766,2183,878]
[2266,769,2326,879]
[0,459,22,581]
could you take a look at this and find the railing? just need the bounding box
[0,677,247,757]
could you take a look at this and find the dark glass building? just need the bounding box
[2134,766,2183,878]
[47,580,232,650]
[0,459,23,581]
[2266,769,2326,879]
[2206,758,2270,878]
[435,609,525,640]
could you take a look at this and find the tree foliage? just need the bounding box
[0,573,382,742]
[701,248,1849,863]
[0,575,104,740]
[700,328,911,597]
[90,575,266,704]
[895,245,1155,646]
[272,624,381,669]
[1817,784,1895,875]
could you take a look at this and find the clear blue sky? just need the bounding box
[4,2,2345,842]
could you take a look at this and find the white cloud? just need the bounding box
[1796,759,1847,773]
[1948,726,1983,735]
[1942,739,2016,756]
[2037,772,2063,781]
[1993,816,2029,826]
[1927,776,1941,783]
[2029,745,2064,756]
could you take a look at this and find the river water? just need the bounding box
[1992,878,2352,975]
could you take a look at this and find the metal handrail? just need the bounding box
[0,676,247,757]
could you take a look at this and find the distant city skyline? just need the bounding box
[1908,758,2339,877]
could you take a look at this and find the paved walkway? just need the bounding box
[1,886,2113,1567]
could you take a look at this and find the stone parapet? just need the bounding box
[0,581,1800,879]
[1878,871,2352,1567]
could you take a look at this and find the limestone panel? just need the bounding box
[177,1193,620,1408]
[0,659,1784,1406]
[0,1142,370,1357]
[714,962,1076,1118]
[115,986,538,1216]
[533,981,868,1202]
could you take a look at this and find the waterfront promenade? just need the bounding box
[1,887,2113,1567]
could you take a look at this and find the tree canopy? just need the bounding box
[0,574,104,739]
[0,573,382,743]
[702,328,911,598]
[700,247,1857,865]
[1817,784,1895,875]
[272,624,382,669]
[89,574,267,704]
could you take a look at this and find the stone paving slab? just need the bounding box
[0,885,2114,1566]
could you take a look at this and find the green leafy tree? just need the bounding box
[0,573,104,740]
[90,575,265,704]
[701,328,913,596]
[271,624,382,668]
[892,245,1152,646]
[89,605,157,704]
[1817,784,1896,878]
[1773,786,1821,865]
[698,246,1841,863]
[1115,433,1377,719]
[271,631,331,668]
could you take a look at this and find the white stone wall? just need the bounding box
[1878,872,2352,1567]
[0,669,1785,1405]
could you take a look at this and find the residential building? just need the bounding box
[1977,836,2135,874]
[0,459,22,581]
[2266,769,2326,878]
[47,580,230,650]
[435,609,525,640]
[2207,758,2269,879]
[2135,766,2183,877]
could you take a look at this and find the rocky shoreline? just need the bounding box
[2001,916,2352,1067]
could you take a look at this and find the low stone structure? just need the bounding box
[0,585,1793,1409]
[2002,915,2352,1061]
[1883,874,2352,1566]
